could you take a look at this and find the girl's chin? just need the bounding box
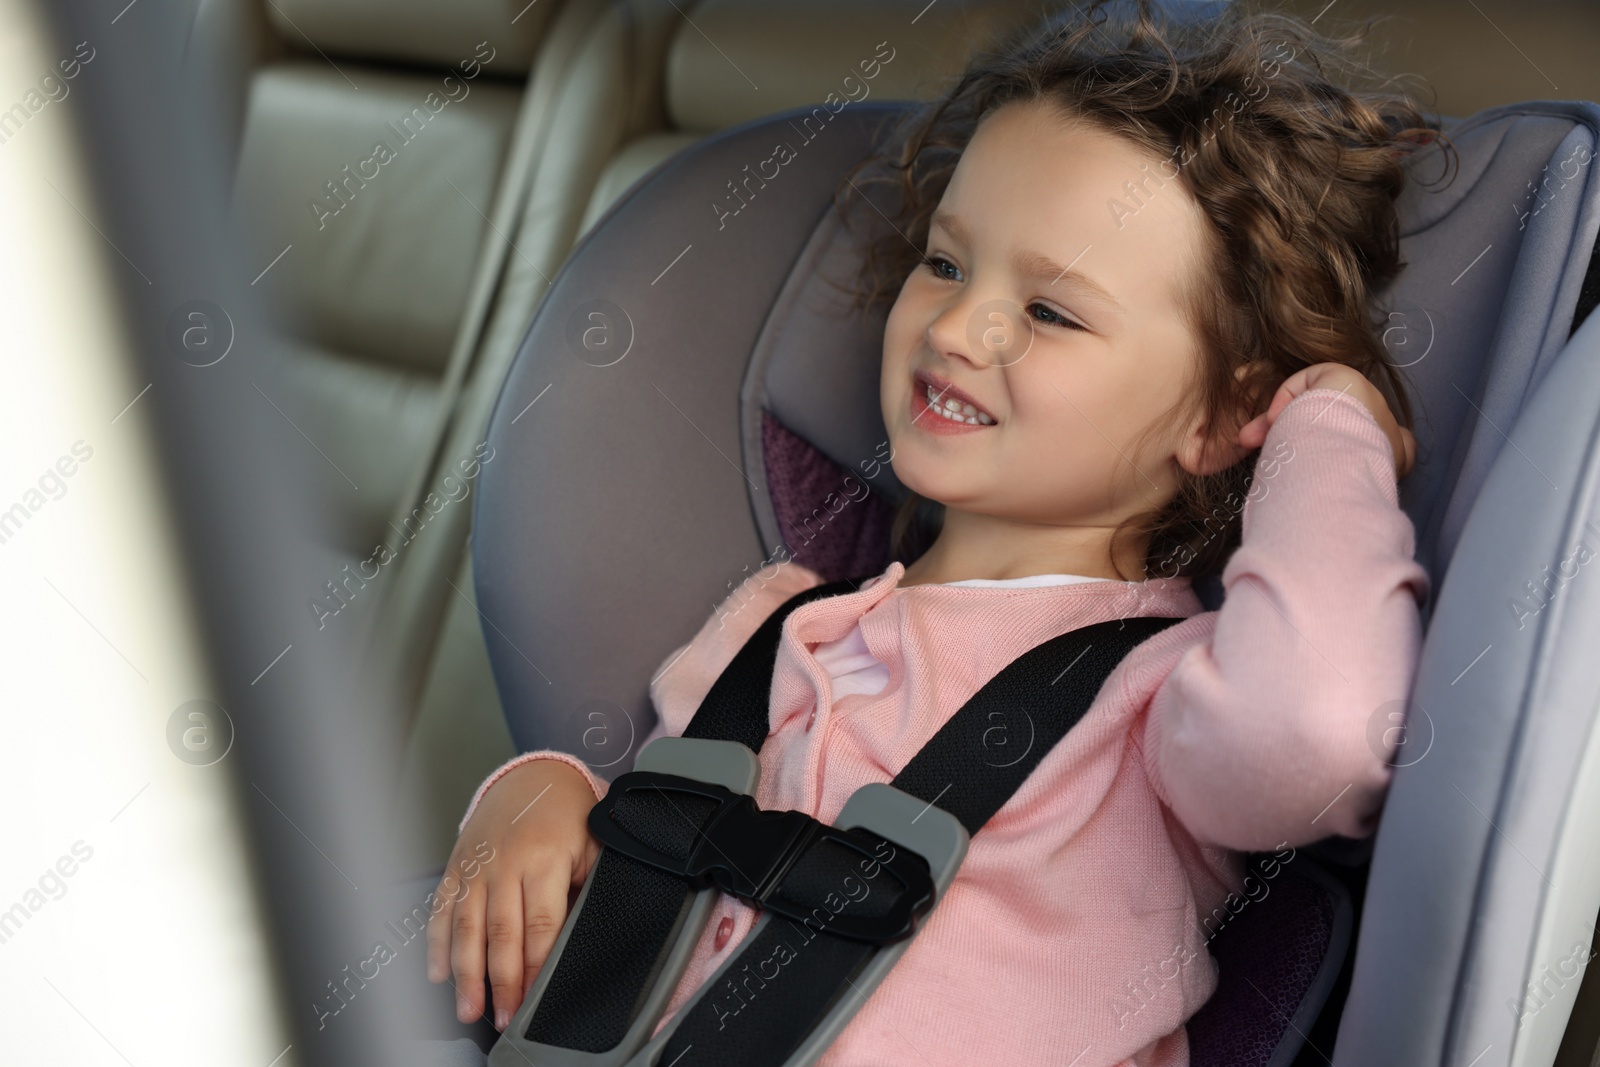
[892,465,978,506]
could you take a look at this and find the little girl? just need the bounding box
[427,2,1443,1063]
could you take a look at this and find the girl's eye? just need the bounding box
[920,253,1087,332]
[1028,302,1086,332]
[921,253,960,281]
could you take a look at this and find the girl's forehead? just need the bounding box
[943,104,1209,307]
[956,103,1187,214]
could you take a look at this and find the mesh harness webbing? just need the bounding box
[527,574,1184,1064]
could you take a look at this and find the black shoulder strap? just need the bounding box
[892,613,1185,834]
[692,574,1184,832]
[682,575,867,749]
[653,592,1186,1066]
[517,576,871,1053]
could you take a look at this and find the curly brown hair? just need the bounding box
[831,0,1456,581]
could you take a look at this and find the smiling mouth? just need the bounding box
[922,381,996,426]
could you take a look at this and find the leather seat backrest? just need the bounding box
[225,0,559,553]
[576,0,1053,234]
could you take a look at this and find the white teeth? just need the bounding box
[926,383,995,425]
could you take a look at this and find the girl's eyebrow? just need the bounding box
[1019,249,1128,315]
[930,209,1127,314]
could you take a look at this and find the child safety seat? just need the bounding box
[469,25,1600,1066]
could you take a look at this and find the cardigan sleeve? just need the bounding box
[458,559,828,833]
[1138,387,1431,853]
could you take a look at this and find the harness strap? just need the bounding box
[682,576,873,750]
[509,570,1185,1067]
[653,613,1186,1066]
[591,772,934,942]
[522,575,868,1051]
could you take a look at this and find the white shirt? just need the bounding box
[810,573,1109,700]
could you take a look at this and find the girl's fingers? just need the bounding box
[425,871,464,983]
[523,862,573,993]
[1247,366,1374,448]
[1265,377,1309,423]
[1243,372,1312,446]
[484,875,527,1031]
[1239,385,1300,447]
[449,873,491,1024]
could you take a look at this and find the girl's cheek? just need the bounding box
[882,300,926,365]
[885,271,917,320]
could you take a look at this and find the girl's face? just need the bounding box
[881,100,1227,555]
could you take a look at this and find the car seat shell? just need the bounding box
[471,90,1600,1065]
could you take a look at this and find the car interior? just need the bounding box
[195,0,1064,864]
[4,0,1600,1065]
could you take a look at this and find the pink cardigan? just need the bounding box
[462,388,1430,1066]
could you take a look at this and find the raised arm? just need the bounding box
[1140,386,1431,852]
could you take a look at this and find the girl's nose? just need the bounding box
[924,293,985,370]
[926,296,1033,369]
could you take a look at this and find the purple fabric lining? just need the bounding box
[1187,867,1335,1065]
[760,409,895,581]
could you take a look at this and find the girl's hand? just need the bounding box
[426,759,602,1032]
[1236,362,1415,480]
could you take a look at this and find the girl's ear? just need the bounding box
[1174,361,1272,478]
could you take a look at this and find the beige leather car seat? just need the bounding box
[229,2,557,558]
[197,0,680,864]
[575,0,1052,232]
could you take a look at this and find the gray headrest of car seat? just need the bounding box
[475,102,915,770]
